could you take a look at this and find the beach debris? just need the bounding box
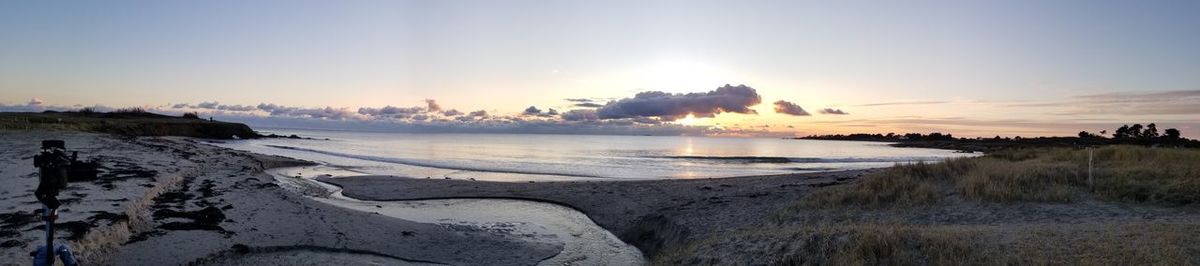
[469,178,476,181]
[231,244,251,254]
[86,211,129,226]
[0,239,26,248]
[444,177,451,180]
[0,211,40,230]
[0,229,19,238]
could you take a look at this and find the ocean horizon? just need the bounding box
[212,128,977,181]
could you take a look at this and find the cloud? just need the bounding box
[857,100,950,107]
[256,103,364,120]
[546,108,558,115]
[425,99,442,112]
[561,109,599,121]
[773,100,811,116]
[565,98,593,103]
[442,109,463,116]
[595,84,762,121]
[0,99,112,113]
[468,110,488,117]
[523,106,542,115]
[173,101,259,112]
[1056,90,1200,116]
[574,102,604,108]
[357,105,424,116]
[819,108,849,115]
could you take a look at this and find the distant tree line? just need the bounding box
[1079,123,1182,141]
[800,123,1197,151]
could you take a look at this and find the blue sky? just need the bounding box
[2,1,1199,137]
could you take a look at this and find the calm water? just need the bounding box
[212,129,974,181]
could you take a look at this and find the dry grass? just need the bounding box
[654,224,986,266]
[794,146,1200,210]
[687,146,1200,266]
[654,222,1199,266]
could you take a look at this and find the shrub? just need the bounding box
[112,107,147,114]
[182,112,201,119]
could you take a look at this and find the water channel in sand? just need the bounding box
[267,165,646,266]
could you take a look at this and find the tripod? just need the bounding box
[32,139,78,266]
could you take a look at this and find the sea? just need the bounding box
[210,128,975,181]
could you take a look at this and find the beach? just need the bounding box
[4,128,1200,265]
[2,129,868,265]
[1,131,560,265]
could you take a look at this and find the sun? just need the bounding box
[678,113,699,125]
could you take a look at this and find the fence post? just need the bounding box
[1088,148,1094,192]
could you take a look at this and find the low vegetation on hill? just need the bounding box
[0,110,259,139]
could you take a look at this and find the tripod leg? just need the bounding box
[43,205,55,266]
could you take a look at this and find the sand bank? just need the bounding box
[1,131,560,265]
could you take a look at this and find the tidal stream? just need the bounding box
[268,165,647,266]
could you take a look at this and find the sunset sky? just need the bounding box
[2,1,1198,137]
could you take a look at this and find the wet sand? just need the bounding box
[319,169,875,258]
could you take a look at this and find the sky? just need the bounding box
[2,0,1199,137]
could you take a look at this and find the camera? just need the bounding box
[32,140,97,209]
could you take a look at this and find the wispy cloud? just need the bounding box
[857,100,950,107]
[1007,90,1200,116]
[811,117,1200,138]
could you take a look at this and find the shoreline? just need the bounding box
[318,168,876,259]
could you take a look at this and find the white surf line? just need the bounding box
[268,165,647,266]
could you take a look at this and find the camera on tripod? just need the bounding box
[31,140,94,266]
[32,140,98,209]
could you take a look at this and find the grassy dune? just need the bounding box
[659,222,1199,265]
[658,146,1200,265]
[0,112,258,139]
[796,146,1200,209]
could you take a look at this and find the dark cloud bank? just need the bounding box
[594,84,762,121]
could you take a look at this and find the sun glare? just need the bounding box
[678,113,699,125]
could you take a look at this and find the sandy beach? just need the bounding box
[1,131,560,265]
[1,129,873,265]
[5,128,1199,265]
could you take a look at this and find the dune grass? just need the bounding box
[665,146,1200,266]
[655,222,1198,266]
[795,145,1200,210]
